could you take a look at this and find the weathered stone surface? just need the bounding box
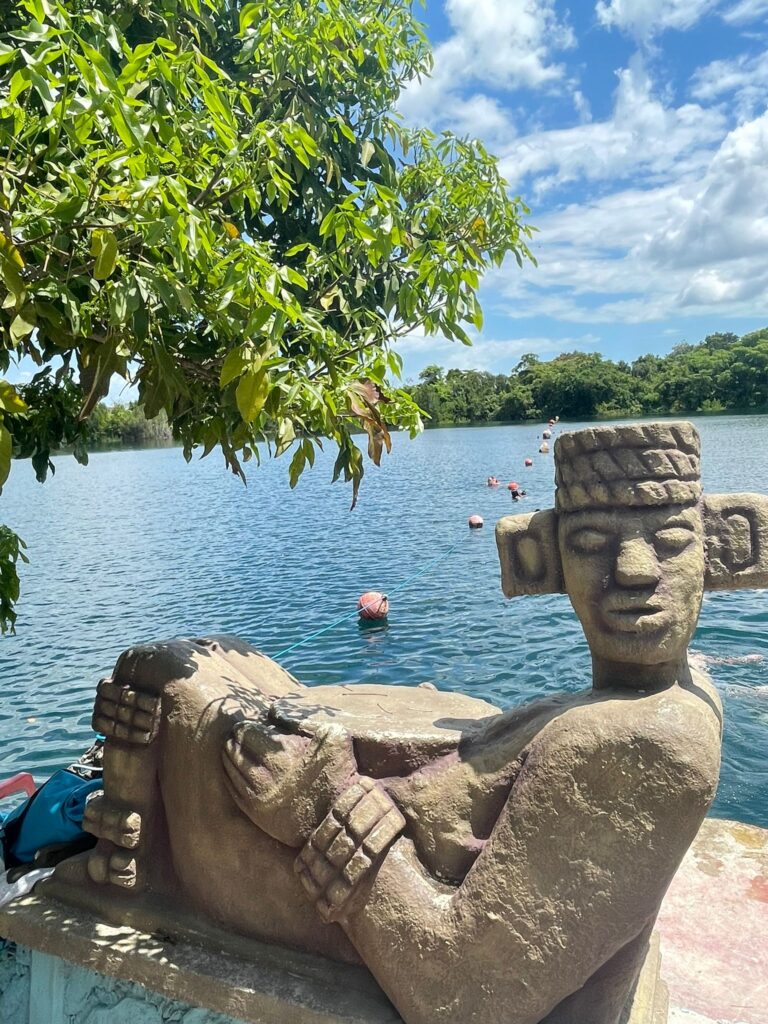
[43,421,768,1024]
[270,683,501,775]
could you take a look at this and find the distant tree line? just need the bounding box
[405,329,768,425]
[87,403,173,448]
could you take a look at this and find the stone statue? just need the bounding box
[48,422,768,1024]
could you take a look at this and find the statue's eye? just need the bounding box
[569,528,609,553]
[655,527,695,553]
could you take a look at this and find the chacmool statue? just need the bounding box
[48,422,768,1024]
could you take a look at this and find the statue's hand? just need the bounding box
[222,719,357,847]
[295,777,406,922]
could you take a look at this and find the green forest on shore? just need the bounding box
[405,328,768,426]
[87,328,768,448]
[87,404,173,448]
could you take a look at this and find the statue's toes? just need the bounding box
[230,719,310,771]
[222,731,273,805]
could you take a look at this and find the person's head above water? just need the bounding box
[496,421,768,688]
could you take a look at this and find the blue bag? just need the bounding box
[0,769,102,868]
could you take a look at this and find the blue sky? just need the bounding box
[395,0,768,379]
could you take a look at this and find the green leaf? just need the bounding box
[239,3,262,33]
[0,381,28,415]
[0,234,25,306]
[90,229,119,280]
[10,307,36,343]
[8,68,30,103]
[288,443,305,488]
[220,346,250,388]
[361,140,375,168]
[275,417,295,456]
[0,43,17,67]
[0,424,11,491]
[236,369,269,423]
[79,341,121,418]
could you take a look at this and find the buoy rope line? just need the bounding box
[269,535,468,661]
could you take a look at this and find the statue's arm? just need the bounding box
[298,701,720,1024]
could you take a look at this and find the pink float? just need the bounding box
[357,591,389,620]
[468,514,484,529]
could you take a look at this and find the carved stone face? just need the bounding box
[558,504,705,665]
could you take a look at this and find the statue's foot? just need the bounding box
[83,793,142,849]
[222,718,357,848]
[92,678,160,745]
[87,842,138,888]
[82,794,144,889]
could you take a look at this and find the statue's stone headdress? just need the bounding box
[496,420,768,598]
[554,422,701,512]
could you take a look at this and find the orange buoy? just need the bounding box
[468,514,484,529]
[358,591,389,620]
[524,458,533,467]
[507,481,520,492]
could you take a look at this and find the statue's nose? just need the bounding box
[615,537,661,587]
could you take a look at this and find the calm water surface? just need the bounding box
[1,416,766,826]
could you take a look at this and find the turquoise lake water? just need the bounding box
[0,415,766,826]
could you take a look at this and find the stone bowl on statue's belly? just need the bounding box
[269,684,502,776]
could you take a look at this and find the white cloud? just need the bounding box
[677,267,768,305]
[690,51,768,118]
[722,0,768,23]
[643,112,768,269]
[494,111,768,324]
[595,0,719,39]
[394,1,768,346]
[595,0,768,36]
[440,0,574,89]
[498,56,725,194]
[439,93,516,142]
[396,330,600,376]
[398,0,573,136]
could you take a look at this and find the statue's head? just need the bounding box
[554,422,704,666]
[497,421,768,675]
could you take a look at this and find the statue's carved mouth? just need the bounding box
[604,603,666,632]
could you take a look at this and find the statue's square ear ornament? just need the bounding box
[703,493,768,591]
[496,421,768,597]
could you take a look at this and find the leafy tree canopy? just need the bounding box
[0,0,533,631]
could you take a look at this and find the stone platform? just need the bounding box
[659,818,768,1024]
[0,817,764,1024]
[0,895,398,1024]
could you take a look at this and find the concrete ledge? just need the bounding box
[657,817,768,1024]
[0,895,400,1024]
[1,816,765,1024]
[623,933,669,1024]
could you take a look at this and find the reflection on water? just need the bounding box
[1,414,767,826]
